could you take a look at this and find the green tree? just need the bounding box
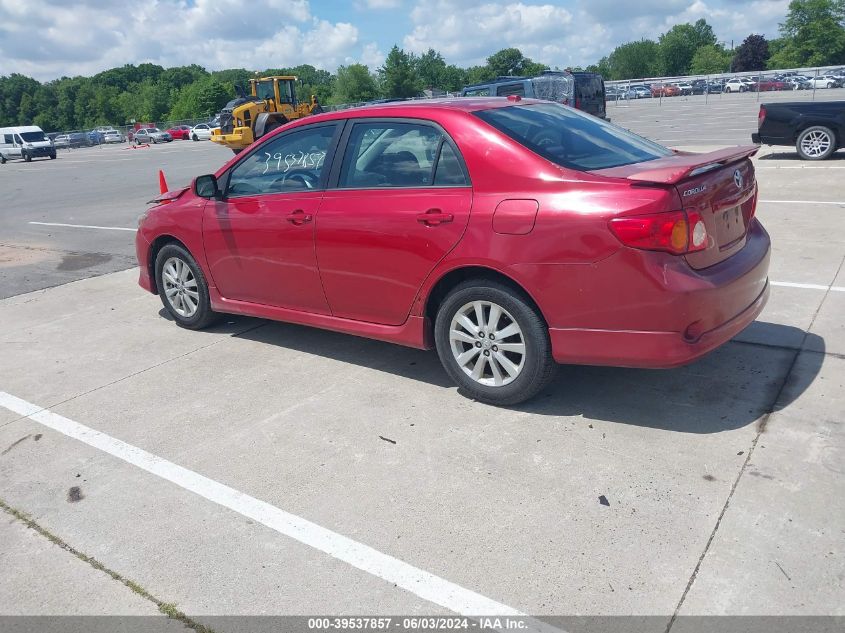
[732,35,770,71]
[486,47,547,77]
[168,77,230,119]
[415,48,448,89]
[771,0,845,67]
[659,19,718,75]
[606,39,662,79]
[586,57,613,78]
[690,44,732,74]
[464,65,495,85]
[332,64,379,103]
[379,46,422,98]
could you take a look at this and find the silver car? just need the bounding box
[133,128,172,144]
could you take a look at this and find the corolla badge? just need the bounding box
[683,185,706,197]
[734,169,744,189]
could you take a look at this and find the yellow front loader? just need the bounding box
[211,76,322,153]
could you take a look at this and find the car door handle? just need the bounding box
[417,209,454,226]
[286,209,313,225]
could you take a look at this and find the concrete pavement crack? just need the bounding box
[0,497,217,632]
[666,255,845,631]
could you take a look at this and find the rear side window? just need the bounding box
[339,122,467,188]
[463,88,490,96]
[474,103,672,171]
[496,83,526,97]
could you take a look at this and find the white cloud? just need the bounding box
[360,0,402,7]
[402,0,788,70]
[0,0,795,80]
[0,0,359,80]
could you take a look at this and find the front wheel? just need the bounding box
[434,280,556,405]
[154,244,218,329]
[23,151,31,162]
[796,126,837,160]
[50,152,56,159]
[192,134,198,141]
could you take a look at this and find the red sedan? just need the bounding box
[166,125,192,140]
[136,98,770,405]
[651,84,681,97]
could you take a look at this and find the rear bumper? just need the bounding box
[549,281,768,368]
[751,132,761,144]
[548,220,771,368]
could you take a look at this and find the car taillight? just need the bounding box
[575,98,582,110]
[758,106,766,129]
[609,211,707,255]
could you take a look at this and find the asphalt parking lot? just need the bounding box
[0,94,843,632]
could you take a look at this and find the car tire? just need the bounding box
[154,244,218,330]
[796,126,837,161]
[50,152,56,159]
[434,280,557,406]
[192,134,198,141]
[0,155,6,164]
[827,83,834,89]
[23,151,31,162]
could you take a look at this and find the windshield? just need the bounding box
[474,103,672,171]
[21,131,47,142]
[255,80,275,101]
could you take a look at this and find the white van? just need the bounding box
[0,126,56,164]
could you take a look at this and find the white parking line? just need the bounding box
[755,165,845,169]
[772,281,845,292]
[29,222,137,232]
[759,200,844,205]
[0,391,555,629]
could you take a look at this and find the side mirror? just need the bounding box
[194,174,220,199]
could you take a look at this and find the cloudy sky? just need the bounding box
[0,0,790,81]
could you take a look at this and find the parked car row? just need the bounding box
[610,70,845,98]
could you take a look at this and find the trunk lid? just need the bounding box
[596,146,758,269]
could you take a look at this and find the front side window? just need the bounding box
[255,80,275,100]
[227,124,336,197]
[474,103,672,171]
[339,122,467,188]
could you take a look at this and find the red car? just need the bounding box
[755,79,788,92]
[136,98,770,405]
[166,125,192,140]
[651,84,681,97]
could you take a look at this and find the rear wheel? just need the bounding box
[154,244,218,329]
[434,280,556,405]
[50,152,56,159]
[796,126,836,160]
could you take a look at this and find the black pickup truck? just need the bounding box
[752,100,845,160]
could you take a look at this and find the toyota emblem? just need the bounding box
[734,169,743,189]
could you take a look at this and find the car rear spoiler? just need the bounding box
[596,146,758,185]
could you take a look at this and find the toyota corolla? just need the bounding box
[136,97,770,405]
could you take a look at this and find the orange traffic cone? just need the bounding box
[159,170,169,194]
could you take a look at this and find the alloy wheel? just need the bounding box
[162,257,199,317]
[800,130,832,158]
[449,300,526,387]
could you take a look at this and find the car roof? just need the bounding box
[307,97,544,124]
